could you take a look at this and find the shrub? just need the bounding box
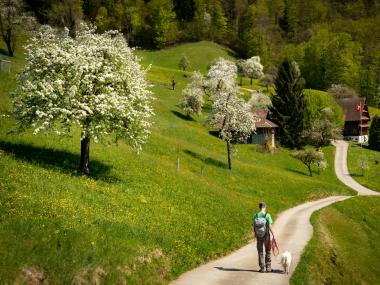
[369,115,380,151]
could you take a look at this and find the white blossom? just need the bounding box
[243,56,264,80]
[180,71,205,116]
[207,57,237,91]
[206,87,256,144]
[12,23,154,152]
[247,90,272,111]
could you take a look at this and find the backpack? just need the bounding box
[253,213,268,238]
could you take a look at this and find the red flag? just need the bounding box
[356,102,363,112]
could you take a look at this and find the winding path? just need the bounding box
[332,140,379,196]
[171,140,379,285]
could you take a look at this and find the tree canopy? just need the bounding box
[12,23,153,174]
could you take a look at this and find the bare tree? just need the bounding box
[0,0,23,56]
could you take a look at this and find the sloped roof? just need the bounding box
[252,109,278,128]
[336,97,370,122]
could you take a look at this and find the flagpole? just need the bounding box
[360,100,362,149]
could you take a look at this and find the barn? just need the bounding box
[248,109,278,148]
[336,98,371,143]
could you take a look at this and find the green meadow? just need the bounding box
[291,196,380,285]
[0,41,354,284]
[347,143,380,192]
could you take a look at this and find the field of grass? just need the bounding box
[136,41,235,74]
[347,143,380,192]
[369,106,380,119]
[291,196,380,285]
[0,40,354,284]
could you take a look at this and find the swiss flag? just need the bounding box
[356,102,363,112]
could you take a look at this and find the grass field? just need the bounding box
[347,143,380,192]
[291,196,380,285]
[0,40,354,284]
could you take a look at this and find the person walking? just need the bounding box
[253,201,275,273]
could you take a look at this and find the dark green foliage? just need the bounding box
[270,59,307,148]
[19,0,380,98]
[369,115,380,151]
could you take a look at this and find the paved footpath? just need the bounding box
[171,140,379,285]
[332,140,379,196]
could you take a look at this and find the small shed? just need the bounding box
[336,97,370,143]
[249,109,278,148]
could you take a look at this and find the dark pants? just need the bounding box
[257,236,271,269]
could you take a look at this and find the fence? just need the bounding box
[0,59,11,73]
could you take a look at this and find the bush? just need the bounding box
[369,115,380,151]
[304,89,344,129]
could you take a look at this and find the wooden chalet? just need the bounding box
[336,98,370,143]
[248,109,278,148]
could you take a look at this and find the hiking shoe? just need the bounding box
[266,267,272,273]
[259,268,265,273]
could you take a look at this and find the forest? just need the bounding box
[21,0,380,105]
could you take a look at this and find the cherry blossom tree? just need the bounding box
[206,88,256,170]
[247,90,272,111]
[207,57,237,91]
[12,23,154,175]
[243,56,264,86]
[180,71,205,116]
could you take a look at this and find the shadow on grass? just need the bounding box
[215,267,284,274]
[208,130,220,138]
[0,48,10,57]
[183,149,227,169]
[284,167,311,177]
[0,141,120,183]
[350,173,364,177]
[171,110,195,122]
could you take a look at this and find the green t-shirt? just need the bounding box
[255,211,273,225]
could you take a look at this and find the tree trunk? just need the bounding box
[5,39,13,57]
[250,77,253,86]
[307,164,312,177]
[79,135,90,175]
[240,77,243,86]
[226,141,232,170]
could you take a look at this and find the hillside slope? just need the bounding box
[0,41,353,284]
[291,196,380,285]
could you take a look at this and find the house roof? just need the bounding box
[252,109,278,128]
[336,97,370,122]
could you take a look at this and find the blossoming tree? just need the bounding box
[243,56,264,85]
[180,71,205,116]
[206,58,256,170]
[207,57,237,91]
[206,88,256,170]
[247,90,272,112]
[12,24,154,175]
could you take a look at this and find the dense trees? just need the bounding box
[12,24,153,174]
[14,0,380,105]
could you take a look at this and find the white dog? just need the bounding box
[281,251,292,274]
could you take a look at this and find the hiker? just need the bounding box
[172,79,176,90]
[253,201,275,273]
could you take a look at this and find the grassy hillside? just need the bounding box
[136,41,235,73]
[347,143,380,192]
[291,196,380,285]
[0,41,353,284]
